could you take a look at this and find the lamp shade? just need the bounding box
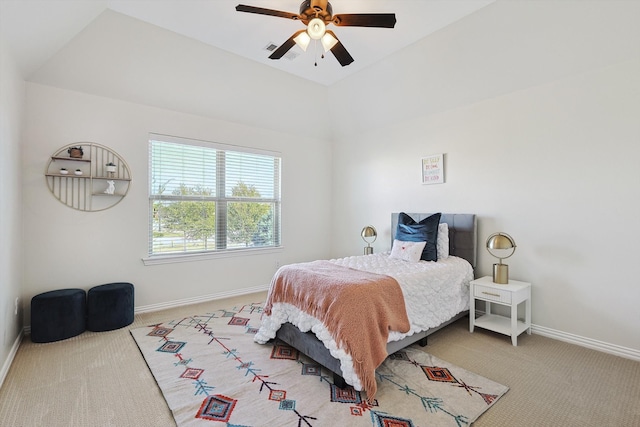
[487,233,516,250]
[307,18,326,40]
[361,225,377,241]
[320,32,338,52]
[294,31,311,51]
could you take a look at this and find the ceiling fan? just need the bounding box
[235,0,396,66]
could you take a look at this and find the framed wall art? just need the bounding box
[421,154,444,185]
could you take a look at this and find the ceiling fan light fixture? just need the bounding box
[293,31,311,51]
[320,32,338,52]
[236,2,396,67]
[307,17,326,40]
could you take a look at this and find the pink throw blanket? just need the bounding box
[263,260,410,400]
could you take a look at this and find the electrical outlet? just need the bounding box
[275,260,281,269]
[14,297,19,315]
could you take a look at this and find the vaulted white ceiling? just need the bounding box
[0,0,494,86]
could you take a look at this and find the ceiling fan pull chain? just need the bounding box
[314,39,318,66]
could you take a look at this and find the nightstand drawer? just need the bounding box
[474,285,512,304]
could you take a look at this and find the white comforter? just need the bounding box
[254,252,473,391]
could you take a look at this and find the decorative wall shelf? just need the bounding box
[45,142,132,212]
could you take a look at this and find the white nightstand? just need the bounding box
[469,276,531,346]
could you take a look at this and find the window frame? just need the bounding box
[144,133,282,265]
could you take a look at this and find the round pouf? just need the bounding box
[31,288,86,343]
[87,282,135,332]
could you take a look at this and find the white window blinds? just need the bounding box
[149,134,281,256]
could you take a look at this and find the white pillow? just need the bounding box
[389,240,427,263]
[437,223,449,260]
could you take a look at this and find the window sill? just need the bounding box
[142,246,283,266]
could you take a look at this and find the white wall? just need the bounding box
[19,9,334,325]
[21,83,332,323]
[0,40,25,380]
[329,1,640,353]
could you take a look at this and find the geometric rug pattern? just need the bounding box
[131,302,508,426]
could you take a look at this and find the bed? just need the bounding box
[254,212,477,398]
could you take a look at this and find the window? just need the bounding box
[148,134,281,258]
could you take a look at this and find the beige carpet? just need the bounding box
[1,291,639,426]
[130,301,507,426]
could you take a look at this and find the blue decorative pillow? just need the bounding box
[395,212,441,261]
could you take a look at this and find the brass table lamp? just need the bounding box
[361,225,377,255]
[486,232,516,284]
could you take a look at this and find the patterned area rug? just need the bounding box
[131,302,508,426]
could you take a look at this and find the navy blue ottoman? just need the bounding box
[87,282,134,332]
[31,288,86,343]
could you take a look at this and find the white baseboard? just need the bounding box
[472,309,639,361]
[0,330,23,390]
[531,324,640,362]
[134,284,270,314]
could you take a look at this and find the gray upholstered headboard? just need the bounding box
[391,213,477,269]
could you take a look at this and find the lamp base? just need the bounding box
[364,246,373,255]
[493,263,509,284]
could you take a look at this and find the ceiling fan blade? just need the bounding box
[268,30,306,60]
[235,4,299,20]
[325,31,354,67]
[332,13,396,28]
